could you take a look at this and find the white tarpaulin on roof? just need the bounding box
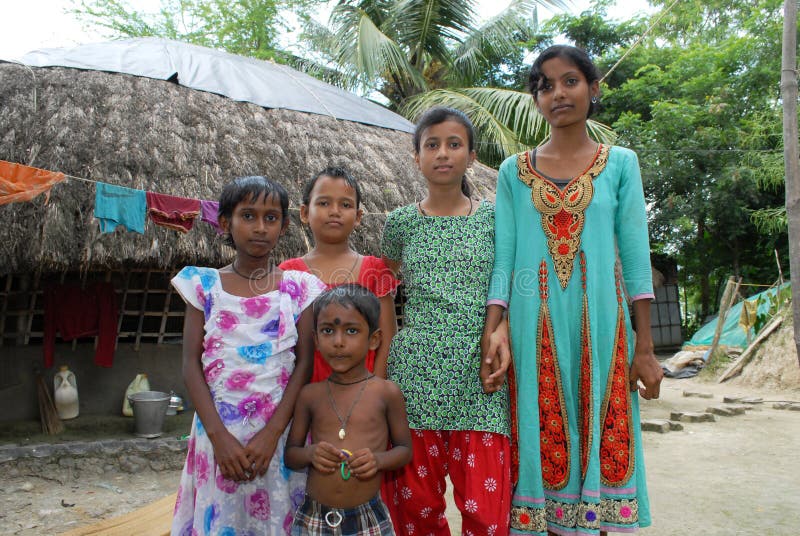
[15,37,414,133]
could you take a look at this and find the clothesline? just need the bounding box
[55,169,392,217]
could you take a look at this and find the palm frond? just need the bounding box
[452,0,537,81]
[282,54,360,92]
[452,0,573,84]
[456,87,547,146]
[299,18,339,60]
[331,0,393,30]
[390,0,477,70]
[586,119,616,145]
[402,86,616,165]
[331,6,427,93]
[402,88,532,164]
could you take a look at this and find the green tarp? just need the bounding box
[683,283,790,350]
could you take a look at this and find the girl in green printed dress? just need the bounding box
[381,106,512,535]
[483,45,663,535]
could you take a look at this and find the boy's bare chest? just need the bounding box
[312,391,387,449]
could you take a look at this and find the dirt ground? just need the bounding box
[3,327,800,535]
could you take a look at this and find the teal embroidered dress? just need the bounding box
[382,200,508,435]
[488,145,654,535]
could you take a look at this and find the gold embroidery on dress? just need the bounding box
[517,145,610,289]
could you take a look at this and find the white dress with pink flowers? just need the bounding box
[170,267,326,536]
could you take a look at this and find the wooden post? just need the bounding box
[719,316,784,382]
[707,276,739,365]
[781,0,800,366]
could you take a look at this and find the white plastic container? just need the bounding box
[122,373,151,417]
[53,365,79,420]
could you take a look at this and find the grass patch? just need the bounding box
[697,347,734,380]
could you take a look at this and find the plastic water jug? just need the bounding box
[122,373,150,417]
[53,365,79,420]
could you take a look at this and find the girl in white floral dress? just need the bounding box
[171,176,326,536]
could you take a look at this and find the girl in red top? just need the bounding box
[279,167,399,381]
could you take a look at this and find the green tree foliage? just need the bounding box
[300,0,616,165]
[542,0,644,57]
[71,0,319,60]
[596,0,788,322]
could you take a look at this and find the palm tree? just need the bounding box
[300,0,615,165]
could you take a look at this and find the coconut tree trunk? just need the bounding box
[781,0,800,366]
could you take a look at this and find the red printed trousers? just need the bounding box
[383,429,511,535]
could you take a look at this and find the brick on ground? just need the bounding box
[683,391,714,399]
[668,421,684,431]
[670,411,716,423]
[707,405,746,417]
[642,419,671,433]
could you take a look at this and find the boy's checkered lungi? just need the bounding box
[291,494,395,535]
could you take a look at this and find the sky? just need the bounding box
[0,0,654,62]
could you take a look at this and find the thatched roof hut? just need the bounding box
[0,39,500,420]
[0,38,499,275]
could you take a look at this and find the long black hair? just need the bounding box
[412,106,475,197]
[528,45,602,118]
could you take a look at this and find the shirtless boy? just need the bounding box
[286,284,411,535]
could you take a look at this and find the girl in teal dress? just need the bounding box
[483,45,663,535]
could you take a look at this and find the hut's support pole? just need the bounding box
[135,270,152,351]
[116,270,131,350]
[16,274,30,346]
[24,269,41,345]
[0,274,10,348]
[158,277,175,345]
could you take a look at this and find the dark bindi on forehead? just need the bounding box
[332,318,341,326]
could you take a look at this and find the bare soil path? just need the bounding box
[636,376,800,535]
[3,376,798,535]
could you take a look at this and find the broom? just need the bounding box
[36,373,64,435]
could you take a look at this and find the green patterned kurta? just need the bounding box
[381,200,509,435]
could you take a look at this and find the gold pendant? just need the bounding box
[338,428,346,440]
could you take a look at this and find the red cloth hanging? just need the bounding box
[43,282,118,368]
[146,191,201,233]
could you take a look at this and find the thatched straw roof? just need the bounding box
[0,45,498,275]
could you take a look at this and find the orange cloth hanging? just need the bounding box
[0,160,65,205]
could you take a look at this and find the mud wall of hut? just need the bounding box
[0,268,409,422]
[0,270,188,421]
[1,343,185,421]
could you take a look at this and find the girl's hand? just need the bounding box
[310,441,344,474]
[348,448,378,480]
[629,345,663,400]
[209,429,252,482]
[480,318,511,393]
[244,427,279,479]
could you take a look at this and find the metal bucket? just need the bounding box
[128,391,170,438]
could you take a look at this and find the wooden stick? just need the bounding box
[707,276,740,366]
[718,315,784,382]
[36,374,64,435]
[775,249,785,286]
